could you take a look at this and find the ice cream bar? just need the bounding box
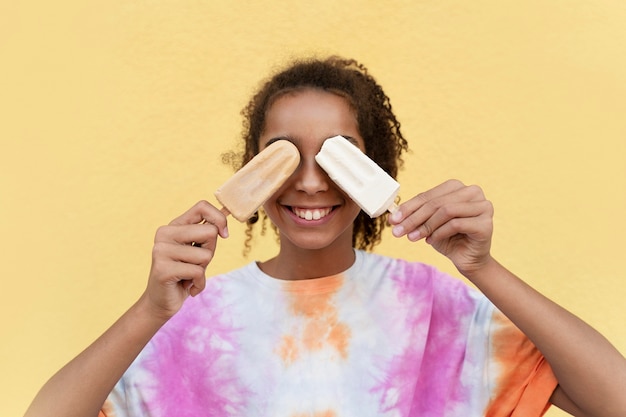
[315,135,400,218]
[215,140,300,222]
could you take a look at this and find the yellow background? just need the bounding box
[2,1,625,416]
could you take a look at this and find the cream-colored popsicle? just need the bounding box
[315,135,399,218]
[215,140,300,222]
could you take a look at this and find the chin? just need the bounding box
[279,229,354,252]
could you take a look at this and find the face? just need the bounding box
[259,89,365,252]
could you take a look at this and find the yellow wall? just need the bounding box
[2,1,624,416]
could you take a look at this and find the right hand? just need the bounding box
[140,200,229,320]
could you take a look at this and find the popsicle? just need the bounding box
[315,135,400,218]
[214,140,300,222]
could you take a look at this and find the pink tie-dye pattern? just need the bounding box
[369,261,432,415]
[412,276,478,415]
[142,285,250,417]
[372,261,477,416]
[103,253,556,416]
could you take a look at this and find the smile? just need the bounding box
[291,207,333,221]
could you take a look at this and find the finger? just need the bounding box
[418,179,468,201]
[156,223,220,247]
[177,245,216,268]
[407,200,493,242]
[153,241,215,268]
[416,201,493,243]
[170,263,207,286]
[173,263,207,298]
[392,184,485,237]
[169,201,229,239]
[188,223,221,252]
[151,254,207,287]
[171,263,207,297]
[169,200,217,225]
[426,212,493,245]
[390,179,467,225]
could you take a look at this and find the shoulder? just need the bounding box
[357,251,488,313]
[357,250,466,290]
[145,262,262,351]
[158,262,260,325]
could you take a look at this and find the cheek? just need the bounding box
[347,202,363,220]
[337,189,362,215]
[261,193,285,224]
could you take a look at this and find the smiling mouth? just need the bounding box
[291,207,333,221]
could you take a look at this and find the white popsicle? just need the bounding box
[215,140,300,222]
[315,135,400,217]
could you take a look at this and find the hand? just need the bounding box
[389,180,494,279]
[141,201,229,320]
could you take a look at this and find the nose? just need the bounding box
[293,156,329,195]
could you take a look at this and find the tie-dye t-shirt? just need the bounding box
[101,250,557,417]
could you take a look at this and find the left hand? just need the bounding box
[388,179,495,278]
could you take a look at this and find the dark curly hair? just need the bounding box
[224,56,409,254]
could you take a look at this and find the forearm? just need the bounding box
[466,258,626,417]
[24,201,225,417]
[24,296,168,417]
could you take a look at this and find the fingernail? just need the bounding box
[390,210,403,223]
[407,230,421,241]
[392,225,404,237]
[222,227,229,238]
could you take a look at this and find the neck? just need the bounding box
[259,236,356,281]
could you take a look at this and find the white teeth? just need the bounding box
[293,207,331,220]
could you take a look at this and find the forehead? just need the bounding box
[260,89,361,149]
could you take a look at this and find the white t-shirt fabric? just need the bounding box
[101,250,557,417]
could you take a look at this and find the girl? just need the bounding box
[26,57,626,417]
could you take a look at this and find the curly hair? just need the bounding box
[224,56,409,254]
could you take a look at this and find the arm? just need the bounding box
[24,201,228,417]
[389,180,626,417]
[466,258,625,417]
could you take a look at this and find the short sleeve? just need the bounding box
[484,310,558,416]
[97,347,152,417]
[99,387,123,417]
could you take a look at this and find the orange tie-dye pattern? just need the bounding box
[276,275,351,366]
[485,312,558,417]
[277,334,299,365]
